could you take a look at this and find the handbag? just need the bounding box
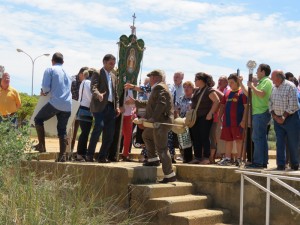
[185,87,207,128]
[177,127,192,149]
[77,107,93,122]
[76,81,93,122]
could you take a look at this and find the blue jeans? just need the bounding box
[87,103,116,159]
[34,103,71,138]
[0,116,17,127]
[252,111,271,165]
[274,111,300,166]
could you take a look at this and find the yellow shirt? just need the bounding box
[0,86,21,116]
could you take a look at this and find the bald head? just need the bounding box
[271,70,285,87]
[1,72,10,89]
[173,72,184,86]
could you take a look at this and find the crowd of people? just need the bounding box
[1,54,300,183]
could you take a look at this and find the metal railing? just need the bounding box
[236,170,300,225]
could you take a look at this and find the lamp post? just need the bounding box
[16,49,50,96]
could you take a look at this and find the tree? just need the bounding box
[17,93,38,125]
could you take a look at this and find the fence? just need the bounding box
[236,170,300,225]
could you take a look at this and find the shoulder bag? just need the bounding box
[76,81,93,122]
[184,87,207,128]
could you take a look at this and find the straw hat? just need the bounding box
[171,118,187,134]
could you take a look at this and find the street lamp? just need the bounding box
[16,48,50,96]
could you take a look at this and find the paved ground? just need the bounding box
[32,137,279,169]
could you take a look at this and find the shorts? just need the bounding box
[220,126,244,141]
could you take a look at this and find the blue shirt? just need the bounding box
[104,68,113,102]
[42,64,72,112]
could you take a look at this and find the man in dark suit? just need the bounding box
[86,54,120,163]
[128,69,176,183]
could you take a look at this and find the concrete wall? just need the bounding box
[176,164,300,225]
[21,161,300,225]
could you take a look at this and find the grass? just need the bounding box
[0,167,151,225]
[0,121,151,225]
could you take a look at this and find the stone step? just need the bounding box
[34,150,277,160]
[147,194,212,214]
[162,208,231,225]
[215,223,239,225]
[131,182,194,200]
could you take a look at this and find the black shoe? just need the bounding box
[263,164,267,168]
[245,163,264,169]
[158,176,177,183]
[98,158,111,163]
[276,165,285,171]
[122,156,132,162]
[85,156,94,162]
[108,157,119,162]
[143,160,160,166]
[291,165,299,170]
[75,154,86,162]
[55,154,67,162]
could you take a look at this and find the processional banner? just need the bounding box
[117,34,145,96]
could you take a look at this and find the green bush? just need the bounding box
[0,120,32,170]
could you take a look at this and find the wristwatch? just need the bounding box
[282,116,286,120]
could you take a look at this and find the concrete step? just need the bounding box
[215,223,239,225]
[131,182,194,200]
[162,208,231,225]
[147,194,212,214]
[34,150,277,160]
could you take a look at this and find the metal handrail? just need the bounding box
[236,170,300,225]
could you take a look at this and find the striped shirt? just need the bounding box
[270,80,300,116]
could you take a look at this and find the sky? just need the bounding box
[1,0,300,95]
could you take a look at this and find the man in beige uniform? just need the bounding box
[129,69,176,183]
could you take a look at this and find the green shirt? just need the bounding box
[252,76,273,115]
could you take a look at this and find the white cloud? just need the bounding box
[1,0,300,95]
[196,13,300,72]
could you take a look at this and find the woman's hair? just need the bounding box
[195,72,214,87]
[78,66,89,76]
[82,70,90,79]
[291,76,299,87]
[228,73,240,87]
[183,81,194,88]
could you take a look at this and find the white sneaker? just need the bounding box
[218,158,231,166]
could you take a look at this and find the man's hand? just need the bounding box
[40,89,47,96]
[273,115,285,124]
[98,91,106,102]
[119,106,125,113]
[247,81,255,89]
[116,107,121,117]
[124,83,134,90]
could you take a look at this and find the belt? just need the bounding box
[275,112,294,118]
[107,101,114,106]
[79,106,90,110]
